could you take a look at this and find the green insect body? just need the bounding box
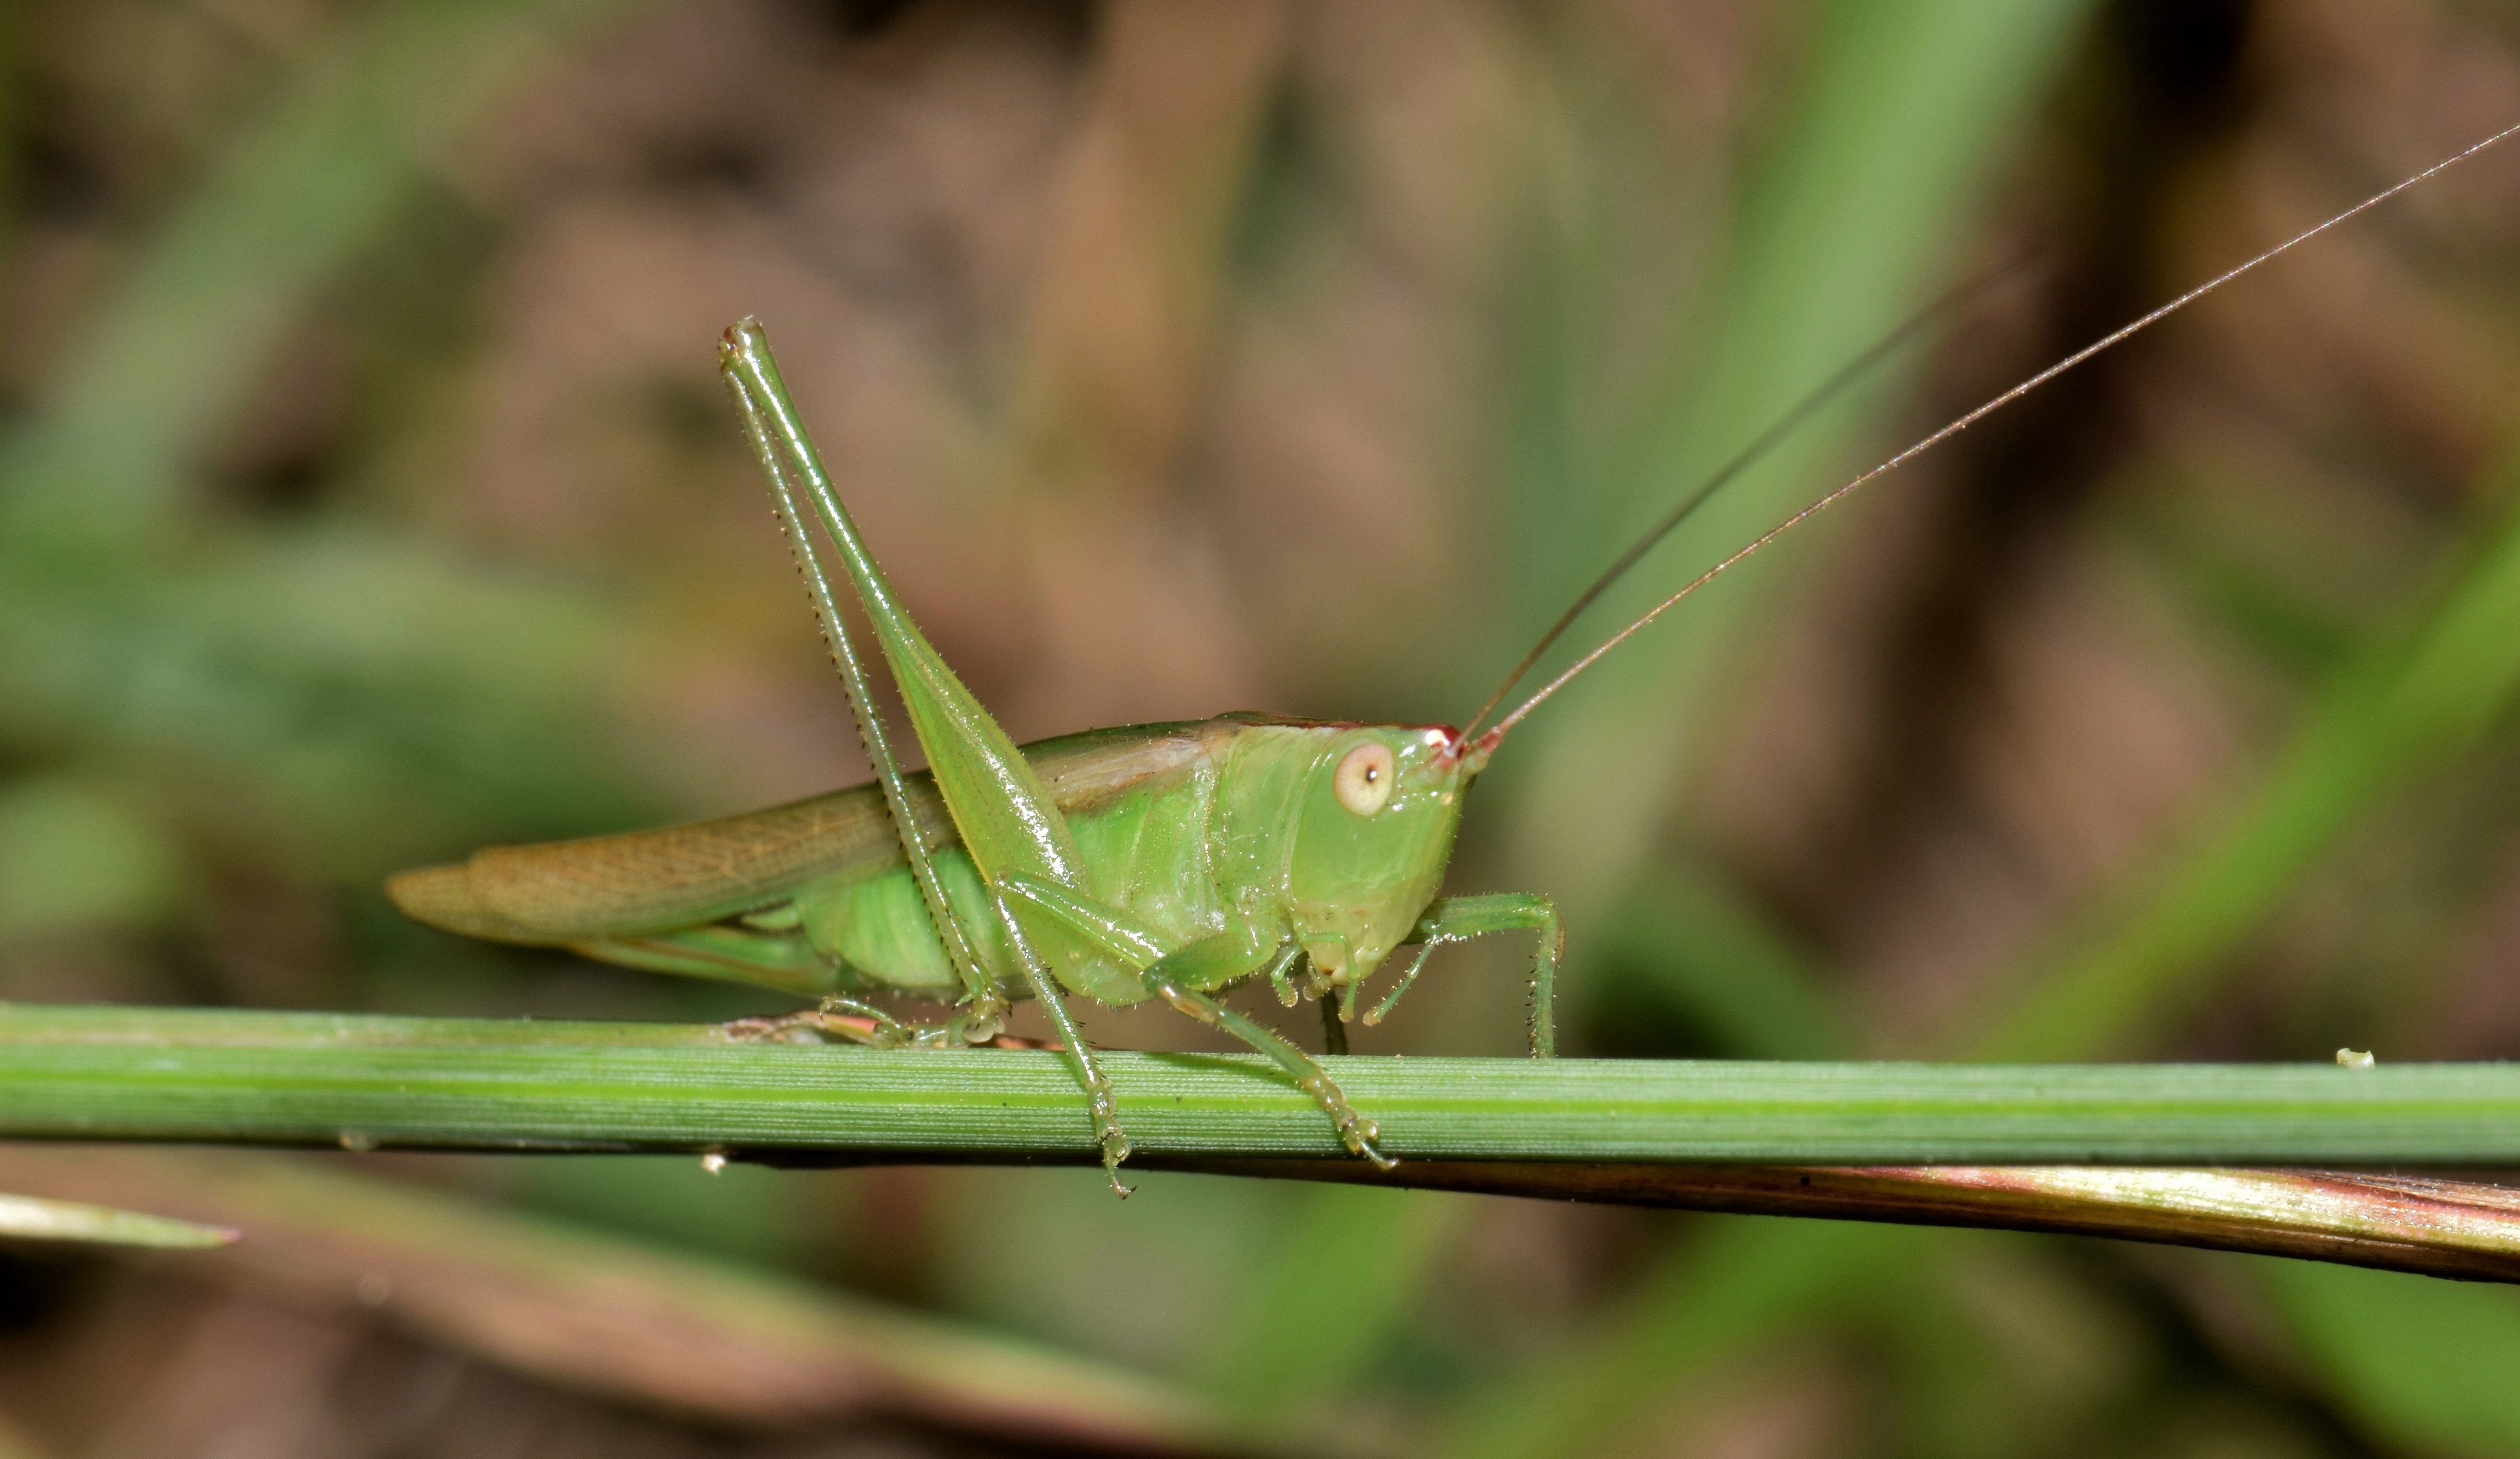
[391,321,1558,1189]
[392,715,1508,1019]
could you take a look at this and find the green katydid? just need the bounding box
[388,123,2519,1193]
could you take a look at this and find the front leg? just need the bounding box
[1368,893,1563,1057]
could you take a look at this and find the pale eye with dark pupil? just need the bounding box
[1334,743,1397,816]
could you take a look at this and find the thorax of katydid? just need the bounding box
[1209,720,1469,990]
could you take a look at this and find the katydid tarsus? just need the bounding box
[389,123,2520,1193]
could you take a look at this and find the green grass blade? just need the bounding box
[1496,0,2097,920]
[22,1004,2520,1292]
[7,1004,2520,1164]
[1979,463,2520,1061]
[1432,5,2098,1441]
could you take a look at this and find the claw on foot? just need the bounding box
[1099,1130,1135,1197]
[1341,1113,1397,1170]
[955,996,1008,1045]
[1294,1072,1396,1171]
[1086,1085,1135,1197]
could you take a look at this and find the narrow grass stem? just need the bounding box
[5,1002,2517,1161]
[8,1003,2520,1280]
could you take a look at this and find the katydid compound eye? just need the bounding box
[1334,742,1396,816]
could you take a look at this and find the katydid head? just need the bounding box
[1287,725,1472,987]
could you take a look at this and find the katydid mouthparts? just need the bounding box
[389,122,2520,1194]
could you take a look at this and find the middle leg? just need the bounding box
[996,874,1392,1165]
[1140,947,1393,1170]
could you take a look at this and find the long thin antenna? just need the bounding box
[1474,120,2520,753]
[1459,254,2033,741]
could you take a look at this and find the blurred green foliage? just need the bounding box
[7,0,2520,1453]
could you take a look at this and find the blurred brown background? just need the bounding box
[7,0,2520,1453]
